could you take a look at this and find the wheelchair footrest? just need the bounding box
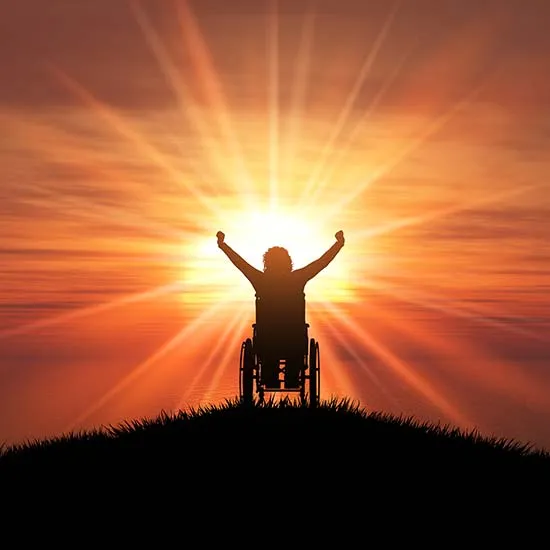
[261,386,302,392]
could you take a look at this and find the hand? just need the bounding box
[335,230,345,244]
[216,231,225,246]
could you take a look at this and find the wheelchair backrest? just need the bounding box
[255,291,306,328]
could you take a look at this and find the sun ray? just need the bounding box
[11,182,188,243]
[3,114,201,241]
[309,306,383,403]
[353,182,543,241]
[267,0,280,211]
[45,194,195,242]
[200,307,250,404]
[175,302,248,409]
[319,301,474,428]
[315,4,520,220]
[357,277,547,343]
[175,0,256,204]
[281,5,316,193]
[322,81,488,221]
[306,50,410,210]
[299,0,401,205]
[128,1,233,193]
[2,112,215,236]
[12,181,194,244]
[369,272,534,327]
[65,300,226,431]
[361,293,550,413]
[50,67,222,218]
[312,304,399,407]
[0,282,184,341]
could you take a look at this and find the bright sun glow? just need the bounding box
[182,205,356,305]
[7,0,545,447]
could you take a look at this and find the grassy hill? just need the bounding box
[1,397,546,538]
[2,397,549,497]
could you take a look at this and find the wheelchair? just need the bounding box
[239,295,321,407]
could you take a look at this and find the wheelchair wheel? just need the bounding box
[309,338,320,408]
[240,338,254,404]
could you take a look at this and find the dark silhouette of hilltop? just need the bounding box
[2,397,549,508]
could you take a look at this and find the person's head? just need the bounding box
[263,246,293,274]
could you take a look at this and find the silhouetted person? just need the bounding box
[217,229,345,388]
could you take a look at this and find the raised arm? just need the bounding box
[216,231,262,287]
[294,230,345,283]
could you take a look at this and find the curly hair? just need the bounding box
[262,246,293,273]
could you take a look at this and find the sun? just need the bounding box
[180,204,356,306]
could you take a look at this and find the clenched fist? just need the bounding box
[335,230,345,244]
[216,231,225,246]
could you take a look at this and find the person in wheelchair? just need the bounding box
[217,228,345,389]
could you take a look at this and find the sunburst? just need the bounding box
[4,0,546,443]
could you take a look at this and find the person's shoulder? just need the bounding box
[290,268,309,283]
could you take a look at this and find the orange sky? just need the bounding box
[1,0,549,451]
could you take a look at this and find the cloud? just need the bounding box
[412,206,550,243]
[0,0,548,111]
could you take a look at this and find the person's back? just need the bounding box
[217,230,345,387]
[254,270,306,353]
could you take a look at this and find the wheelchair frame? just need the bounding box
[239,318,321,408]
